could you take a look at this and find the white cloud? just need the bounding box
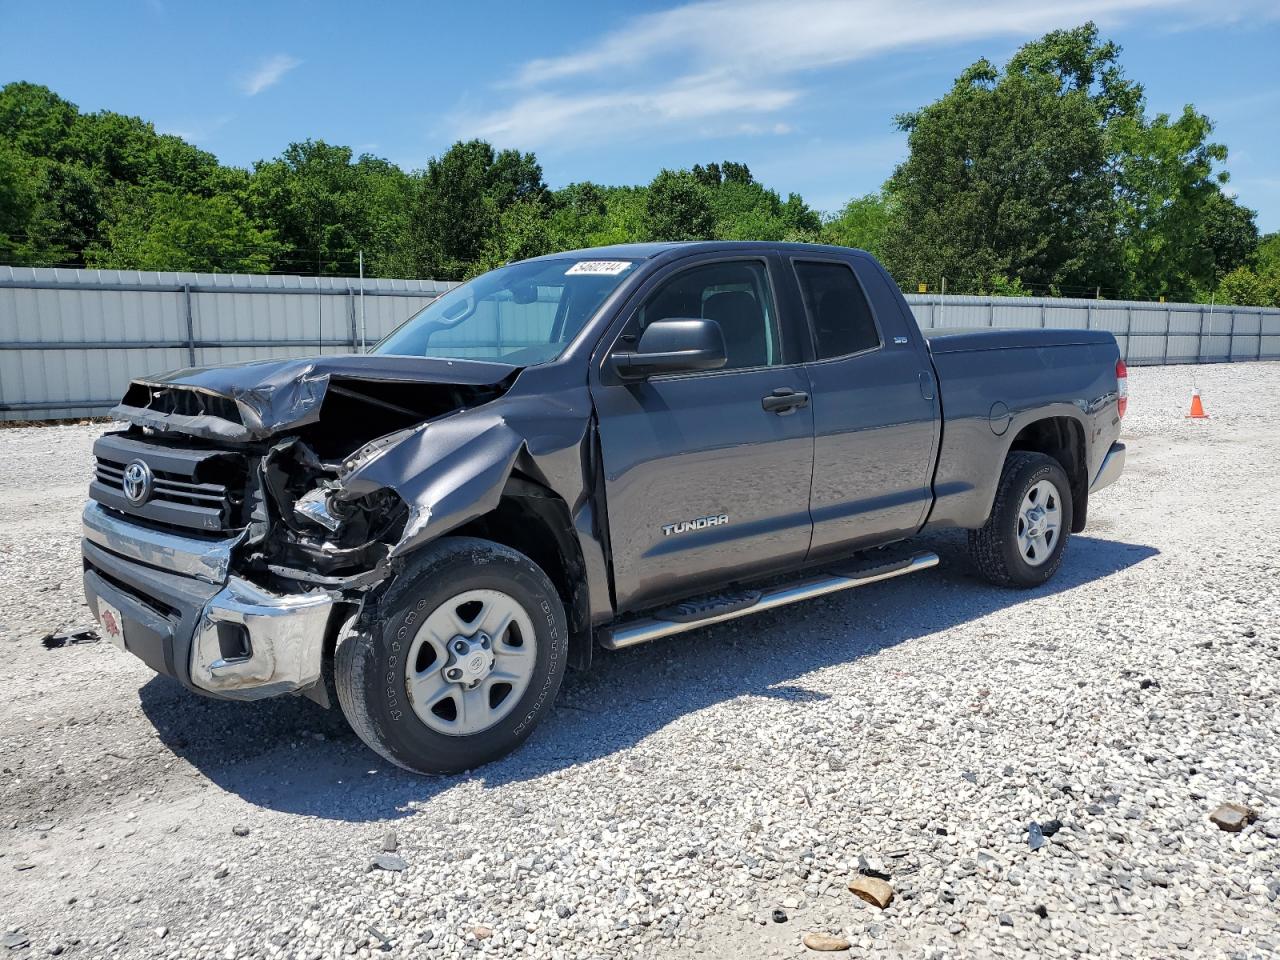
[469,71,799,145]
[239,54,301,97]
[462,0,1275,148]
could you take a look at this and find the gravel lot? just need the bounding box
[1,362,1278,960]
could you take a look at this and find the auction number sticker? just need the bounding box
[566,260,633,276]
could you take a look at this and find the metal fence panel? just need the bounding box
[0,267,453,419]
[2,267,1278,420]
[904,293,1280,368]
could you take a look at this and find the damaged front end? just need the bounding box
[255,436,409,588]
[83,355,524,702]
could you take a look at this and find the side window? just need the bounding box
[793,261,881,359]
[632,260,781,370]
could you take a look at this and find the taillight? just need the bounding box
[1116,359,1128,418]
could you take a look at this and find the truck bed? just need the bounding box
[922,326,1123,531]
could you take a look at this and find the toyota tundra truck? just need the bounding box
[82,242,1127,774]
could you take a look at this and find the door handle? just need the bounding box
[762,388,809,414]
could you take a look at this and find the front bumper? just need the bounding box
[1089,440,1126,493]
[82,502,334,700]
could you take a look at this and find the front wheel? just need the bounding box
[968,451,1073,588]
[335,537,568,775]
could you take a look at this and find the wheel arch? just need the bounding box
[1004,415,1089,532]
[445,475,594,671]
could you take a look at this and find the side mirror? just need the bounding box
[610,318,727,379]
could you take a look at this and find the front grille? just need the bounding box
[89,432,250,533]
[95,459,230,510]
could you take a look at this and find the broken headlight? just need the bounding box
[293,487,346,532]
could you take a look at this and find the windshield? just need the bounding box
[375,258,638,364]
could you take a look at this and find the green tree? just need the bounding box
[643,169,714,242]
[67,110,222,195]
[546,182,647,249]
[547,181,608,247]
[881,25,1128,294]
[1216,265,1279,307]
[1214,231,1280,306]
[349,154,416,277]
[408,139,548,279]
[821,192,892,258]
[985,274,1033,296]
[86,190,280,272]
[1004,23,1142,122]
[682,161,820,241]
[248,140,412,275]
[877,22,1249,300]
[0,82,244,267]
[1112,107,1229,298]
[555,184,649,248]
[1197,191,1259,284]
[0,83,102,262]
[1257,232,1280,275]
[0,82,78,158]
[0,144,54,262]
[478,198,554,272]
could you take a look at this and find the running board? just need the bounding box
[599,551,939,651]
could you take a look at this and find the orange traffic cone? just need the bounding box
[1186,388,1209,419]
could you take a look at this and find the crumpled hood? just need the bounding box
[112,354,519,443]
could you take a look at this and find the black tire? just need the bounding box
[968,451,1073,588]
[335,537,568,775]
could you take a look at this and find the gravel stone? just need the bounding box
[1209,803,1257,832]
[802,931,851,951]
[1027,822,1046,850]
[847,875,894,908]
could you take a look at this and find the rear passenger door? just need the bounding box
[590,254,815,612]
[790,254,941,559]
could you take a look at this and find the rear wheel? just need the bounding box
[335,537,568,774]
[968,451,1072,587]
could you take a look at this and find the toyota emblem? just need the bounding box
[121,459,154,506]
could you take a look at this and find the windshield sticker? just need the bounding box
[566,260,633,276]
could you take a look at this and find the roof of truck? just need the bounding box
[523,241,871,262]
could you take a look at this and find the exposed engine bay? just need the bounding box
[97,357,522,597]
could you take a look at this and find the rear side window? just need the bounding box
[793,261,880,359]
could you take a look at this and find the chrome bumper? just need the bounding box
[1090,441,1126,493]
[83,500,243,583]
[189,575,334,699]
[82,502,333,700]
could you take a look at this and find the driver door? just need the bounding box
[590,255,815,612]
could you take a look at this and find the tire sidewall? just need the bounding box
[353,539,567,774]
[1000,458,1072,586]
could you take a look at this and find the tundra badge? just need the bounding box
[662,514,729,537]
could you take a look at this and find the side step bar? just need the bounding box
[599,551,939,651]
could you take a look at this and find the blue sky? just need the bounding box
[4,0,1279,230]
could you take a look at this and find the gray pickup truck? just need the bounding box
[83,242,1126,774]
